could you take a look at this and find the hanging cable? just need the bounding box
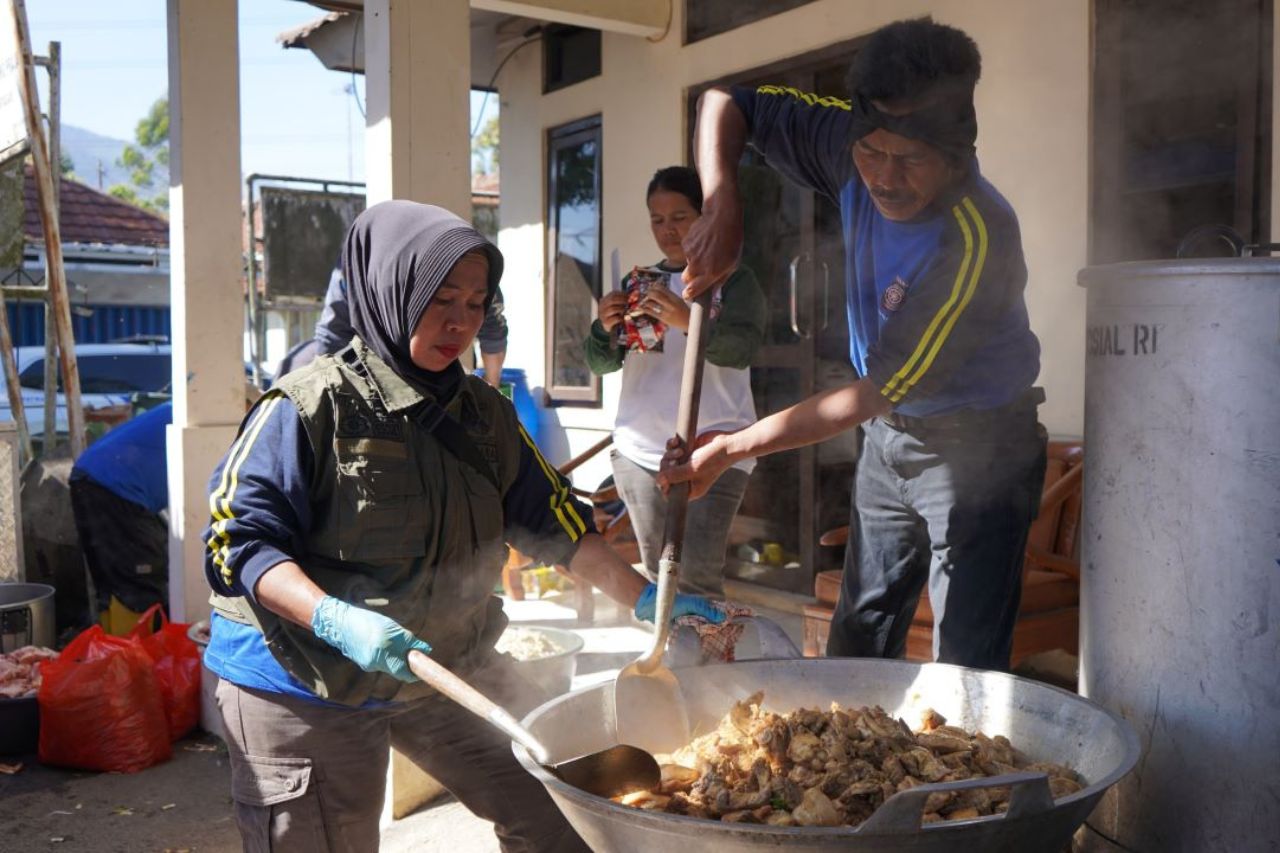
[340,13,538,133]
[471,27,543,138]
[349,12,365,118]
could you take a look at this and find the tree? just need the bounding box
[109,96,169,215]
[106,185,146,208]
[554,138,598,208]
[471,114,499,176]
[134,97,169,156]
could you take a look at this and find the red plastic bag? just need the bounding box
[37,626,171,773]
[127,605,201,741]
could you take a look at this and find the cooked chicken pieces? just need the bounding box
[615,693,1083,828]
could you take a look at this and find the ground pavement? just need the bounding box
[0,589,804,852]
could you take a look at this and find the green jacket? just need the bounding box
[583,264,765,374]
[211,340,589,707]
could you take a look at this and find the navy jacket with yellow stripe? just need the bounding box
[732,85,1040,416]
[202,342,595,706]
[202,388,587,607]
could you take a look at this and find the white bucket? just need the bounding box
[186,621,224,741]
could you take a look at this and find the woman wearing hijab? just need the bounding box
[201,201,722,852]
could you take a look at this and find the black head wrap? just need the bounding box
[848,87,977,162]
[845,18,982,162]
[342,200,503,395]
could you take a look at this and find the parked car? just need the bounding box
[0,342,267,438]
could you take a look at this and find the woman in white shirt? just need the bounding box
[584,166,766,596]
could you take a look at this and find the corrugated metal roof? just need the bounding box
[5,303,171,348]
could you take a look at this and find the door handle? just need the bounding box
[788,253,812,339]
[818,260,830,332]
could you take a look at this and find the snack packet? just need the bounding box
[618,266,668,352]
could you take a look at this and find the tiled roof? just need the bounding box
[23,164,169,248]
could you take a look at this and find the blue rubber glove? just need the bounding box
[633,582,726,624]
[310,596,432,683]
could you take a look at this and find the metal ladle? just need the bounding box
[406,650,659,799]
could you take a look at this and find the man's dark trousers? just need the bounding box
[69,476,168,614]
[826,393,1047,670]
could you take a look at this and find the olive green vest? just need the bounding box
[212,340,521,707]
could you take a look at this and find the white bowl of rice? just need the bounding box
[495,626,585,697]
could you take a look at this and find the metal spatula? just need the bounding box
[406,650,659,799]
[612,288,715,755]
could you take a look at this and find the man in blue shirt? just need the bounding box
[69,402,172,621]
[664,19,1048,670]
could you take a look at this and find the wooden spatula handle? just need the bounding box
[407,650,550,764]
[659,288,714,567]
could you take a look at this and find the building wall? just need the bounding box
[497,0,1091,487]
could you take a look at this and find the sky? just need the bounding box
[26,0,496,187]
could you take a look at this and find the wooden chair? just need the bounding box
[502,435,641,622]
[802,440,1083,666]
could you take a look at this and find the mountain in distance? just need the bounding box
[58,124,169,198]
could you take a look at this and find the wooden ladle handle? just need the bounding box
[407,650,550,763]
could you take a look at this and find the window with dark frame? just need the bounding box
[545,116,603,405]
[543,25,601,93]
[1090,0,1272,262]
[685,0,818,45]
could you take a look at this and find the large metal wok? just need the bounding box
[515,659,1140,852]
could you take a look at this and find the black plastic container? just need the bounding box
[0,696,39,755]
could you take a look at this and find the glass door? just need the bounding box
[689,51,859,594]
[1090,0,1272,261]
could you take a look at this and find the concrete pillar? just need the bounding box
[1272,6,1279,242]
[363,1,475,818]
[363,0,471,217]
[165,0,245,621]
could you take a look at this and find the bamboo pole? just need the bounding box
[40,40,57,450]
[9,0,82,455]
[0,3,31,461]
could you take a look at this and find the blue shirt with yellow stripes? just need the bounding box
[731,85,1040,416]
[201,390,591,704]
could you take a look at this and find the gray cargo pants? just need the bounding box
[611,450,749,598]
[215,655,588,853]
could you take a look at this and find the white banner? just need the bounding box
[0,0,28,166]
